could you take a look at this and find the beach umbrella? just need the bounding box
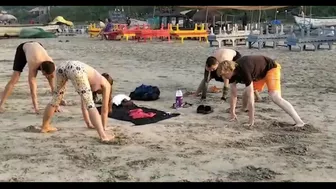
[180,9,198,19]
[0,14,17,21]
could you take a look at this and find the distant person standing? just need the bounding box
[100,18,113,40]
[126,17,131,27]
[98,19,105,28]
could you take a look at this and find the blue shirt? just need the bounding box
[104,22,113,32]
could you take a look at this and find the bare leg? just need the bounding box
[254,90,262,101]
[88,108,113,141]
[242,90,262,111]
[0,71,21,112]
[41,69,67,132]
[41,104,58,133]
[269,91,305,127]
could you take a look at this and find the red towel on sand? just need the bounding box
[129,109,156,119]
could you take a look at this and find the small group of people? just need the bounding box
[0,41,115,142]
[98,18,113,40]
[98,17,131,40]
[0,42,306,145]
[192,48,305,127]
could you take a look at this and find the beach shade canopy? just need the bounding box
[49,16,74,26]
[0,14,17,21]
[192,9,222,22]
[179,6,289,11]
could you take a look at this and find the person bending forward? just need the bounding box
[41,60,114,142]
[195,48,246,100]
[0,41,55,113]
[216,55,305,127]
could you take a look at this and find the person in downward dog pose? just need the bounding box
[41,60,114,142]
[0,41,56,114]
[216,55,305,127]
[193,48,261,101]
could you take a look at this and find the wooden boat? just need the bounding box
[294,15,336,28]
[0,24,60,37]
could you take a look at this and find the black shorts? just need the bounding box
[13,41,43,72]
[233,50,242,61]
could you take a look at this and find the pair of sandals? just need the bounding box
[196,105,214,114]
[171,102,193,109]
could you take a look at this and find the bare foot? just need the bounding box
[41,126,58,133]
[104,126,114,131]
[100,134,115,143]
[60,99,67,106]
[0,107,5,113]
[87,125,95,129]
[293,122,306,127]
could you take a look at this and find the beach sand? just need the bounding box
[0,37,335,182]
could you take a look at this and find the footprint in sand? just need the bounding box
[24,125,61,133]
[23,125,42,133]
[270,121,320,133]
[100,133,130,145]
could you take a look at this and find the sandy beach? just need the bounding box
[0,36,335,182]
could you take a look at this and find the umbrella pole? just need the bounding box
[258,6,261,30]
[251,10,254,27]
[205,7,208,23]
[221,13,223,28]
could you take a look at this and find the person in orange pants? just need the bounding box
[216,55,305,127]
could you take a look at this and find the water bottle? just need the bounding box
[175,89,183,108]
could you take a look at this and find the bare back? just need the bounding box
[213,48,237,63]
[23,42,53,71]
[84,64,105,91]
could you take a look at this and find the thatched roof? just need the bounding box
[180,6,289,11]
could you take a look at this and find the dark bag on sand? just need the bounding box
[129,84,160,101]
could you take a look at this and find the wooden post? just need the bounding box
[266,25,269,35]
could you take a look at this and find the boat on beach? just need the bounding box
[0,24,60,37]
[294,15,336,28]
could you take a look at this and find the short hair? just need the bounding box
[216,60,237,76]
[40,61,55,74]
[205,56,218,68]
[107,18,112,22]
